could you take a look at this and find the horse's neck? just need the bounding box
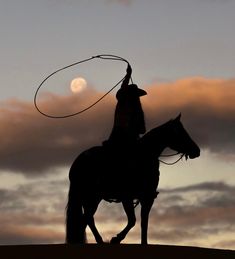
[139,127,167,158]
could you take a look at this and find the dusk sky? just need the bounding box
[0,0,235,249]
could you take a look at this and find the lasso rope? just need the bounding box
[34,54,185,166]
[34,54,132,119]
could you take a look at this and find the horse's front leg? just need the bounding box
[140,198,154,245]
[110,199,136,244]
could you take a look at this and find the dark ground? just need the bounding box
[0,244,234,259]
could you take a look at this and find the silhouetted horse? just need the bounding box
[66,114,200,244]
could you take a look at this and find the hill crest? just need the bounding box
[0,243,234,259]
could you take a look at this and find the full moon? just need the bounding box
[70,77,87,93]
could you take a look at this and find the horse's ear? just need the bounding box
[175,113,181,121]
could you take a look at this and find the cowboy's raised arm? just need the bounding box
[120,64,132,88]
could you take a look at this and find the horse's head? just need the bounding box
[167,114,200,159]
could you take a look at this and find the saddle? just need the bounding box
[96,143,152,201]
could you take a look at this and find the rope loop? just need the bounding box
[34,54,132,119]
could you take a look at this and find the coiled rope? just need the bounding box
[34,54,185,166]
[34,54,132,119]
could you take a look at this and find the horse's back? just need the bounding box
[69,146,103,182]
[68,144,159,200]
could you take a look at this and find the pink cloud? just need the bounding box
[143,77,235,155]
[0,77,234,175]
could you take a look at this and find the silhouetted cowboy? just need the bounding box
[104,64,147,152]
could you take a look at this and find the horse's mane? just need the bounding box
[139,119,172,145]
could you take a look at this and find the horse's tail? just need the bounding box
[65,181,87,244]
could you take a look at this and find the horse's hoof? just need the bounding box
[96,237,104,244]
[141,241,148,245]
[110,236,121,244]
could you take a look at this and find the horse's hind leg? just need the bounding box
[84,199,104,244]
[110,200,136,244]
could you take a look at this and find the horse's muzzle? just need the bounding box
[188,146,200,159]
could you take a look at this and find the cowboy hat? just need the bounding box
[116,84,147,99]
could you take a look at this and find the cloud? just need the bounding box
[0,88,115,174]
[0,225,63,245]
[0,77,234,175]
[143,181,235,248]
[0,177,66,244]
[0,178,234,248]
[143,77,235,156]
[159,181,235,194]
[213,240,235,249]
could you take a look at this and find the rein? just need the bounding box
[159,152,186,165]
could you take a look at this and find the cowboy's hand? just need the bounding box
[126,64,132,75]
